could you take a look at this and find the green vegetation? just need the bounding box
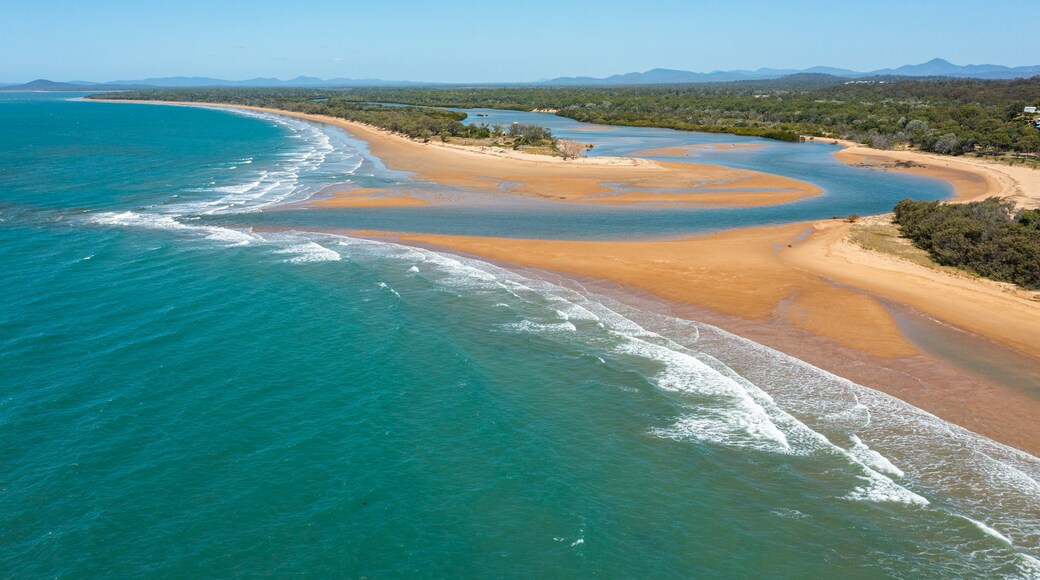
[332,76,1040,153]
[848,215,967,273]
[893,198,1040,289]
[94,75,1040,154]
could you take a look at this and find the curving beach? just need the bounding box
[198,102,1040,452]
[10,1,1040,574]
[8,88,1040,578]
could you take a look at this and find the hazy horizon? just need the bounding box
[3,0,1039,83]
[6,56,1038,86]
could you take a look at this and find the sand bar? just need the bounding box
[827,142,1040,208]
[368,221,1040,453]
[102,100,820,208]
[312,188,431,208]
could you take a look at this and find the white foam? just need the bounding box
[504,320,577,334]
[170,106,364,214]
[273,242,341,263]
[771,508,810,519]
[849,434,904,478]
[845,472,930,506]
[259,231,1040,555]
[1017,553,1040,578]
[961,515,1012,544]
[88,211,257,247]
[213,177,263,195]
[624,336,792,452]
[377,282,401,298]
[90,211,187,230]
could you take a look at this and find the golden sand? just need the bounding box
[833,146,1040,208]
[374,222,1040,453]
[312,188,431,208]
[117,102,820,208]
[105,99,1040,450]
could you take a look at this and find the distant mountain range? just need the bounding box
[5,58,1040,91]
[544,59,1040,85]
[0,76,427,92]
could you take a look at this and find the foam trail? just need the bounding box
[161,105,366,215]
[273,242,341,263]
[316,234,1040,555]
[88,211,258,247]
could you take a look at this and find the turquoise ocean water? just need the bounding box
[2,93,1039,577]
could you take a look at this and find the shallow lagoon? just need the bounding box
[241,105,953,240]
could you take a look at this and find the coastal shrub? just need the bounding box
[507,123,553,145]
[893,198,1040,289]
[334,77,1040,152]
[93,77,1040,153]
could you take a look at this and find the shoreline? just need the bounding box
[808,136,1040,208]
[93,99,822,208]
[361,224,1040,453]
[382,222,1040,360]
[100,98,1040,452]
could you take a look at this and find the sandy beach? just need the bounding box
[107,101,821,208]
[318,122,1039,451]
[312,188,431,208]
[388,222,1039,360]
[372,221,1040,452]
[113,99,1040,451]
[312,113,821,207]
[824,140,1040,207]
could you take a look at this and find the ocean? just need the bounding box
[2,93,1038,577]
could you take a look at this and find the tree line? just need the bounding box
[93,75,1040,155]
[331,76,1040,153]
[893,197,1040,289]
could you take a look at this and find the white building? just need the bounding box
[1025,106,1038,114]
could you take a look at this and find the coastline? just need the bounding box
[810,136,1040,208]
[100,98,1040,452]
[94,99,822,208]
[382,222,1040,360]
[364,223,1040,453]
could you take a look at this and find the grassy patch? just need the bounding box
[847,214,973,276]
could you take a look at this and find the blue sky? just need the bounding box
[2,0,1038,82]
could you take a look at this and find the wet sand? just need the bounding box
[107,99,1040,452]
[307,108,1040,453]
[310,115,821,206]
[312,188,431,208]
[384,220,1039,359]
[364,223,1040,453]
[107,101,821,208]
[832,144,1040,208]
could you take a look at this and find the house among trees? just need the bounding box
[1025,106,1038,114]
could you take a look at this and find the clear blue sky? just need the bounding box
[2,0,1038,83]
